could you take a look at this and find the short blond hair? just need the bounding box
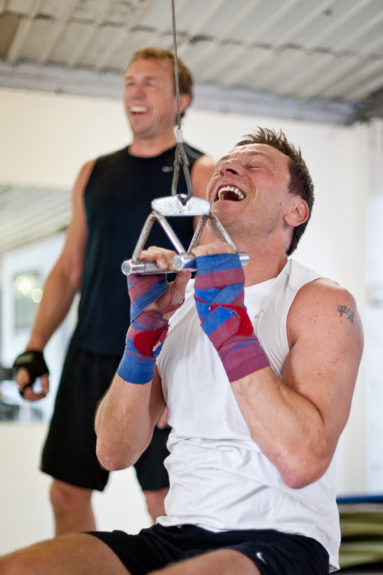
[129,47,194,110]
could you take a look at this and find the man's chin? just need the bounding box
[211,200,241,220]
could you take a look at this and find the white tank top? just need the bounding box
[157,259,340,571]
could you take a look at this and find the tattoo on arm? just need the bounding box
[337,305,354,323]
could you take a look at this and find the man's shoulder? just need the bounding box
[95,145,130,165]
[183,142,209,161]
[288,259,345,294]
[87,145,130,181]
[289,262,356,320]
[287,259,322,290]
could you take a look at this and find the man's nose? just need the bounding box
[220,160,241,176]
[129,83,145,97]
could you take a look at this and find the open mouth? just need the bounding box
[129,105,148,114]
[214,185,246,202]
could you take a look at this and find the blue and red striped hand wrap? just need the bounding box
[194,253,270,383]
[117,274,169,384]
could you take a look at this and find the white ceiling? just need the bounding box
[1,0,383,254]
[1,0,383,124]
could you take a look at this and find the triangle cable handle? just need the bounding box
[122,207,249,276]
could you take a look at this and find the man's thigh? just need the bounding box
[150,548,260,575]
[0,533,130,575]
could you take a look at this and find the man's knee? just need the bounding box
[143,488,168,522]
[49,479,92,513]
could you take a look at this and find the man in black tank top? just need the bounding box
[13,47,215,534]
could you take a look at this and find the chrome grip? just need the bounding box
[121,260,166,276]
[173,252,249,271]
[121,253,249,276]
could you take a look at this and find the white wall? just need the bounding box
[0,422,152,553]
[364,121,383,490]
[1,234,69,419]
[0,87,371,553]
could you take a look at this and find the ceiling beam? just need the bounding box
[303,0,372,50]
[6,0,43,63]
[38,0,79,63]
[67,0,114,67]
[272,0,336,49]
[0,59,358,125]
[95,0,151,70]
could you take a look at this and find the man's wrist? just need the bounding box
[117,311,169,385]
[194,252,270,383]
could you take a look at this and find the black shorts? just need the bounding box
[89,523,329,575]
[41,343,170,491]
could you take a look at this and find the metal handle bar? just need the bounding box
[121,253,249,276]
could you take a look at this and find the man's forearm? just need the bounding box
[95,373,157,471]
[231,367,338,489]
[27,264,79,350]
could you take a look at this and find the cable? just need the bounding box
[170,0,193,204]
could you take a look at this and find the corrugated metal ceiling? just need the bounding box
[1,0,383,255]
[0,185,71,255]
[0,0,383,125]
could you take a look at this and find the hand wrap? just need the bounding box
[13,350,49,396]
[117,274,169,384]
[194,253,270,383]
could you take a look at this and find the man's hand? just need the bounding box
[13,350,49,401]
[117,247,190,385]
[137,247,191,318]
[192,241,269,383]
[191,240,236,259]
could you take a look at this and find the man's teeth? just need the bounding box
[217,186,246,201]
[130,106,147,113]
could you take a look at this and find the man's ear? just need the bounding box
[179,93,192,116]
[285,198,309,227]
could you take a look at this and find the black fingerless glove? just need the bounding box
[13,350,49,395]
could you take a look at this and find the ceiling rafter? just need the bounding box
[303,0,373,51]
[95,0,151,70]
[66,0,115,67]
[37,0,79,64]
[271,0,337,49]
[6,0,44,63]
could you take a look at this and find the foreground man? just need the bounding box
[2,128,363,574]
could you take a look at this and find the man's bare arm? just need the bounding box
[95,248,190,471]
[232,279,363,488]
[16,161,93,400]
[95,368,165,471]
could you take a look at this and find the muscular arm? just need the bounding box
[26,161,93,351]
[95,248,190,471]
[95,368,165,471]
[231,279,364,488]
[15,161,94,401]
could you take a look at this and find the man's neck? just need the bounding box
[224,230,290,287]
[129,132,177,158]
[244,254,288,287]
[234,237,288,287]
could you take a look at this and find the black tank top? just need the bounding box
[71,143,205,355]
